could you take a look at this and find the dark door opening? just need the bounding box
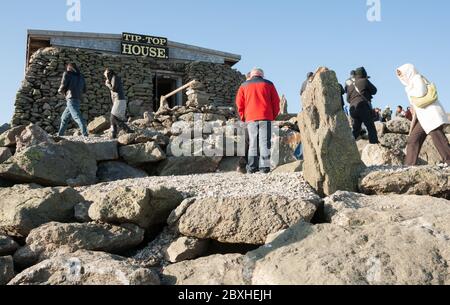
[153,76,178,112]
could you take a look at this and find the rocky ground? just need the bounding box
[1,69,449,286]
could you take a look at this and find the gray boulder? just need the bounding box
[0,123,10,135]
[0,140,97,187]
[271,128,301,167]
[374,122,386,138]
[88,186,184,230]
[164,236,209,263]
[0,126,26,147]
[14,222,145,267]
[63,137,119,162]
[324,191,450,228]
[298,68,365,196]
[119,142,166,165]
[176,195,319,245]
[9,250,160,285]
[359,165,450,199]
[386,118,411,134]
[0,184,84,237]
[249,220,450,285]
[97,161,148,182]
[0,256,15,285]
[87,115,110,134]
[157,156,222,176]
[15,124,52,153]
[380,133,408,150]
[0,147,12,164]
[162,254,247,285]
[0,235,19,256]
[361,144,404,166]
[273,161,304,173]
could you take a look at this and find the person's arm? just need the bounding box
[58,72,69,95]
[105,75,114,91]
[271,85,281,119]
[409,76,427,98]
[367,80,378,95]
[236,86,246,122]
[81,75,87,94]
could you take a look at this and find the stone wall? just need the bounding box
[12,47,244,134]
[184,62,245,108]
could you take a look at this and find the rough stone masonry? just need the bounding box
[12,47,244,134]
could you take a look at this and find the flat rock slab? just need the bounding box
[9,250,160,285]
[0,184,84,237]
[176,195,319,245]
[0,140,97,186]
[162,254,248,285]
[359,165,450,199]
[14,222,145,267]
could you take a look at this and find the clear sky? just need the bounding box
[1,0,449,124]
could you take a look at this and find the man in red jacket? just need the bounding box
[236,68,280,174]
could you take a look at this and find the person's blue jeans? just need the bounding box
[247,121,272,173]
[58,99,88,136]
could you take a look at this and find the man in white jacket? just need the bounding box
[396,64,450,166]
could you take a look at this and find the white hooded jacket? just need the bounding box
[397,64,449,134]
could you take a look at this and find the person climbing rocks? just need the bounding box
[396,63,450,166]
[57,63,89,137]
[346,67,379,144]
[104,68,134,139]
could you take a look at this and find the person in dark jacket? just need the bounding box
[300,72,314,96]
[104,69,133,139]
[346,67,379,144]
[236,68,280,174]
[58,63,88,137]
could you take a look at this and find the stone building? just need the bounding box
[13,30,245,133]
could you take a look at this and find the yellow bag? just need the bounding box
[411,77,438,109]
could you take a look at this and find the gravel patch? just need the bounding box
[78,172,320,202]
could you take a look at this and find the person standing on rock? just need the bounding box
[57,63,89,137]
[236,68,280,174]
[396,64,450,166]
[104,69,134,139]
[346,67,379,144]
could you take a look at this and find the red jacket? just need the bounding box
[236,77,280,122]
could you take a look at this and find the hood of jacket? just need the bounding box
[355,67,368,79]
[397,63,419,88]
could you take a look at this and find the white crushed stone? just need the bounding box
[78,172,320,202]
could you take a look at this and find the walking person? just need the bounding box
[236,68,280,174]
[104,69,134,139]
[396,63,450,166]
[346,67,379,144]
[57,63,88,137]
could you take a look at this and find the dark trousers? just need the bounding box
[405,121,450,166]
[111,114,131,139]
[350,102,379,144]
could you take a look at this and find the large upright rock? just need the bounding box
[9,250,160,285]
[298,68,365,196]
[0,184,83,237]
[0,140,97,186]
